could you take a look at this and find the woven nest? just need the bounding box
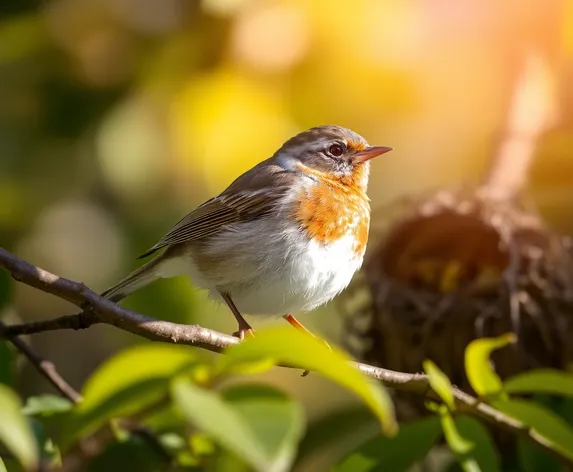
[340,186,573,420]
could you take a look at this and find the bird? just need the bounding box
[100,125,392,340]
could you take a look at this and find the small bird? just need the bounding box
[101,125,392,340]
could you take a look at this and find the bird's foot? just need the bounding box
[232,328,256,341]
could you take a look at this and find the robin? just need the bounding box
[101,125,392,340]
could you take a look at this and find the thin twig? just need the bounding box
[0,246,570,466]
[0,320,82,403]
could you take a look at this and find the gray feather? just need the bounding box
[101,257,163,302]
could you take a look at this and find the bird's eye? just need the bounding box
[327,143,345,158]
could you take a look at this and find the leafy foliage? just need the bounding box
[222,327,397,435]
[439,407,473,456]
[0,322,400,471]
[453,417,500,472]
[334,417,442,472]
[424,360,455,410]
[465,334,515,397]
[22,395,73,417]
[504,369,573,396]
[0,384,38,471]
[62,344,198,447]
[295,404,377,465]
[173,380,304,472]
[491,398,573,462]
[3,308,573,471]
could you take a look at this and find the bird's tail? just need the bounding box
[101,256,164,303]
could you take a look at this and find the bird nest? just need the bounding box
[340,186,573,419]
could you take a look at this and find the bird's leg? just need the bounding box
[283,313,331,349]
[283,314,331,377]
[220,292,255,340]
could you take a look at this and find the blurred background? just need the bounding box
[1,0,573,469]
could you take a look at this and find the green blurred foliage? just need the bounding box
[334,417,442,472]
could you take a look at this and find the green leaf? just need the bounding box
[219,357,276,376]
[464,334,515,397]
[28,415,63,469]
[172,378,304,472]
[509,395,573,471]
[213,450,252,472]
[504,369,573,396]
[189,432,216,457]
[222,326,396,435]
[517,435,561,472]
[63,344,196,446]
[455,416,500,472]
[459,457,481,472]
[296,405,377,465]
[22,395,73,417]
[334,417,441,472]
[491,398,573,461]
[554,395,573,425]
[0,456,6,472]
[423,359,455,410]
[223,383,305,471]
[0,384,38,471]
[86,432,168,472]
[440,408,473,455]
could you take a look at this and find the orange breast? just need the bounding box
[293,171,371,258]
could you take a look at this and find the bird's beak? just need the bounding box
[352,146,393,164]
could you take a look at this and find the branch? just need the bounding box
[0,320,82,403]
[0,247,233,352]
[0,247,569,466]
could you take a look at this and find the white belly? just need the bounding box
[158,219,364,316]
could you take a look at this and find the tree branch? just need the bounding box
[0,320,82,403]
[0,246,570,466]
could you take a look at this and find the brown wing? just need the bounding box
[137,162,296,258]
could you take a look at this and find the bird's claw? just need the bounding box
[232,328,256,341]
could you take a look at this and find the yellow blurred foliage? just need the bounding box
[562,0,573,55]
[169,68,296,194]
[291,0,418,128]
[0,14,46,64]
